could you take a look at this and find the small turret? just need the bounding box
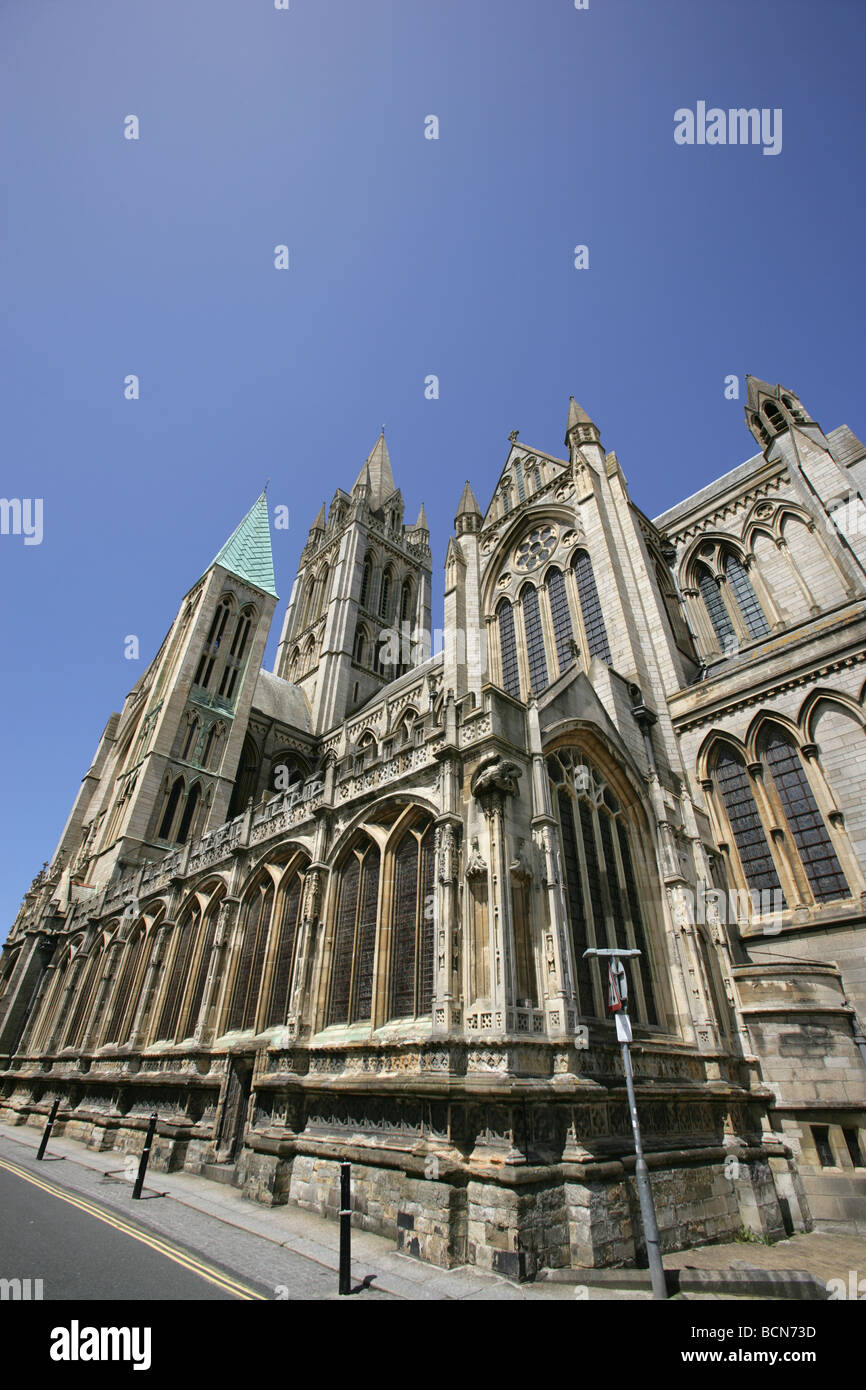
[455,481,482,536]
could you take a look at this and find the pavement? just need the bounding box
[1,1119,862,1301]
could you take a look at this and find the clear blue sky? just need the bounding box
[2,0,864,939]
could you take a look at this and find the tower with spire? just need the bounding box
[51,493,279,891]
[274,429,431,733]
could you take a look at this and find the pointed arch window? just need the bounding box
[497,600,520,699]
[388,823,435,1020]
[515,459,526,503]
[176,783,201,845]
[400,579,413,624]
[521,584,549,695]
[201,722,226,771]
[546,567,574,676]
[156,904,200,1041]
[712,746,784,903]
[226,879,275,1032]
[724,555,770,639]
[698,566,736,649]
[218,605,255,701]
[158,777,184,841]
[548,751,659,1024]
[379,568,393,623]
[180,713,200,762]
[64,943,106,1049]
[229,734,259,819]
[760,728,849,903]
[572,551,612,663]
[176,896,221,1042]
[359,556,372,609]
[194,596,233,689]
[763,400,786,434]
[103,925,149,1045]
[327,840,380,1026]
[264,864,306,1028]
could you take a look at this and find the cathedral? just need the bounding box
[1,375,865,1276]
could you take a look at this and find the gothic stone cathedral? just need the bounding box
[2,377,865,1276]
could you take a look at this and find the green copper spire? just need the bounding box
[210,491,277,598]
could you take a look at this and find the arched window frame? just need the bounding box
[495,598,521,700]
[325,837,381,1028]
[194,594,235,691]
[225,874,276,1034]
[547,749,661,1026]
[753,723,851,907]
[570,549,612,665]
[385,821,435,1022]
[687,542,774,659]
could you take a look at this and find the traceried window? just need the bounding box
[712,747,785,903]
[546,567,574,676]
[521,585,549,695]
[698,567,736,649]
[547,750,659,1024]
[388,824,435,1020]
[515,526,556,574]
[63,940,106,1049]
[226,879,275,1032]
[760,728,849,904]
[497,600,520,699]
[175,895,222,1041]
[571,550,612,663]
[724,555,770,639]
[327,839,380,1026]
[103,924,149,1045]
[156,902,201,1041]
[194,596,233,690]
[218,605,255,701]
[264,863,306,1028]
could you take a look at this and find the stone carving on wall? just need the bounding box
[465,838,487,879]
[470,752,522,801]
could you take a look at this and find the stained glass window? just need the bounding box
[547,567,574,676]
[761,730,849,903]
[572,551,612,663]
[521,585,549,694]
[498,600,520,699]
[713,747,784,901]
[725,555,769,639]
[698,567,736,650]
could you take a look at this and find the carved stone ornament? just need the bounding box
[465,837,488,879]
[470,751,523,801]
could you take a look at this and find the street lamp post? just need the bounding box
[583,948,668,1301]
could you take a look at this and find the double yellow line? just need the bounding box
[0,1155,266,1300]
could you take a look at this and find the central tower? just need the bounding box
[274,430,432,733]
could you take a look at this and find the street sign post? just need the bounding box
[583,948,667,1300]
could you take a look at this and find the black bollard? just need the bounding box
[338,1161,351,1295]
[35,1096,60,1161]
[131,1112,158,1200]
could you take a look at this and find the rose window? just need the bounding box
[514,526,557,571]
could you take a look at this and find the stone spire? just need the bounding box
[209,491,277,597]
[455,481,481,535]
[565,396,600,448]
[353,429,396,510]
